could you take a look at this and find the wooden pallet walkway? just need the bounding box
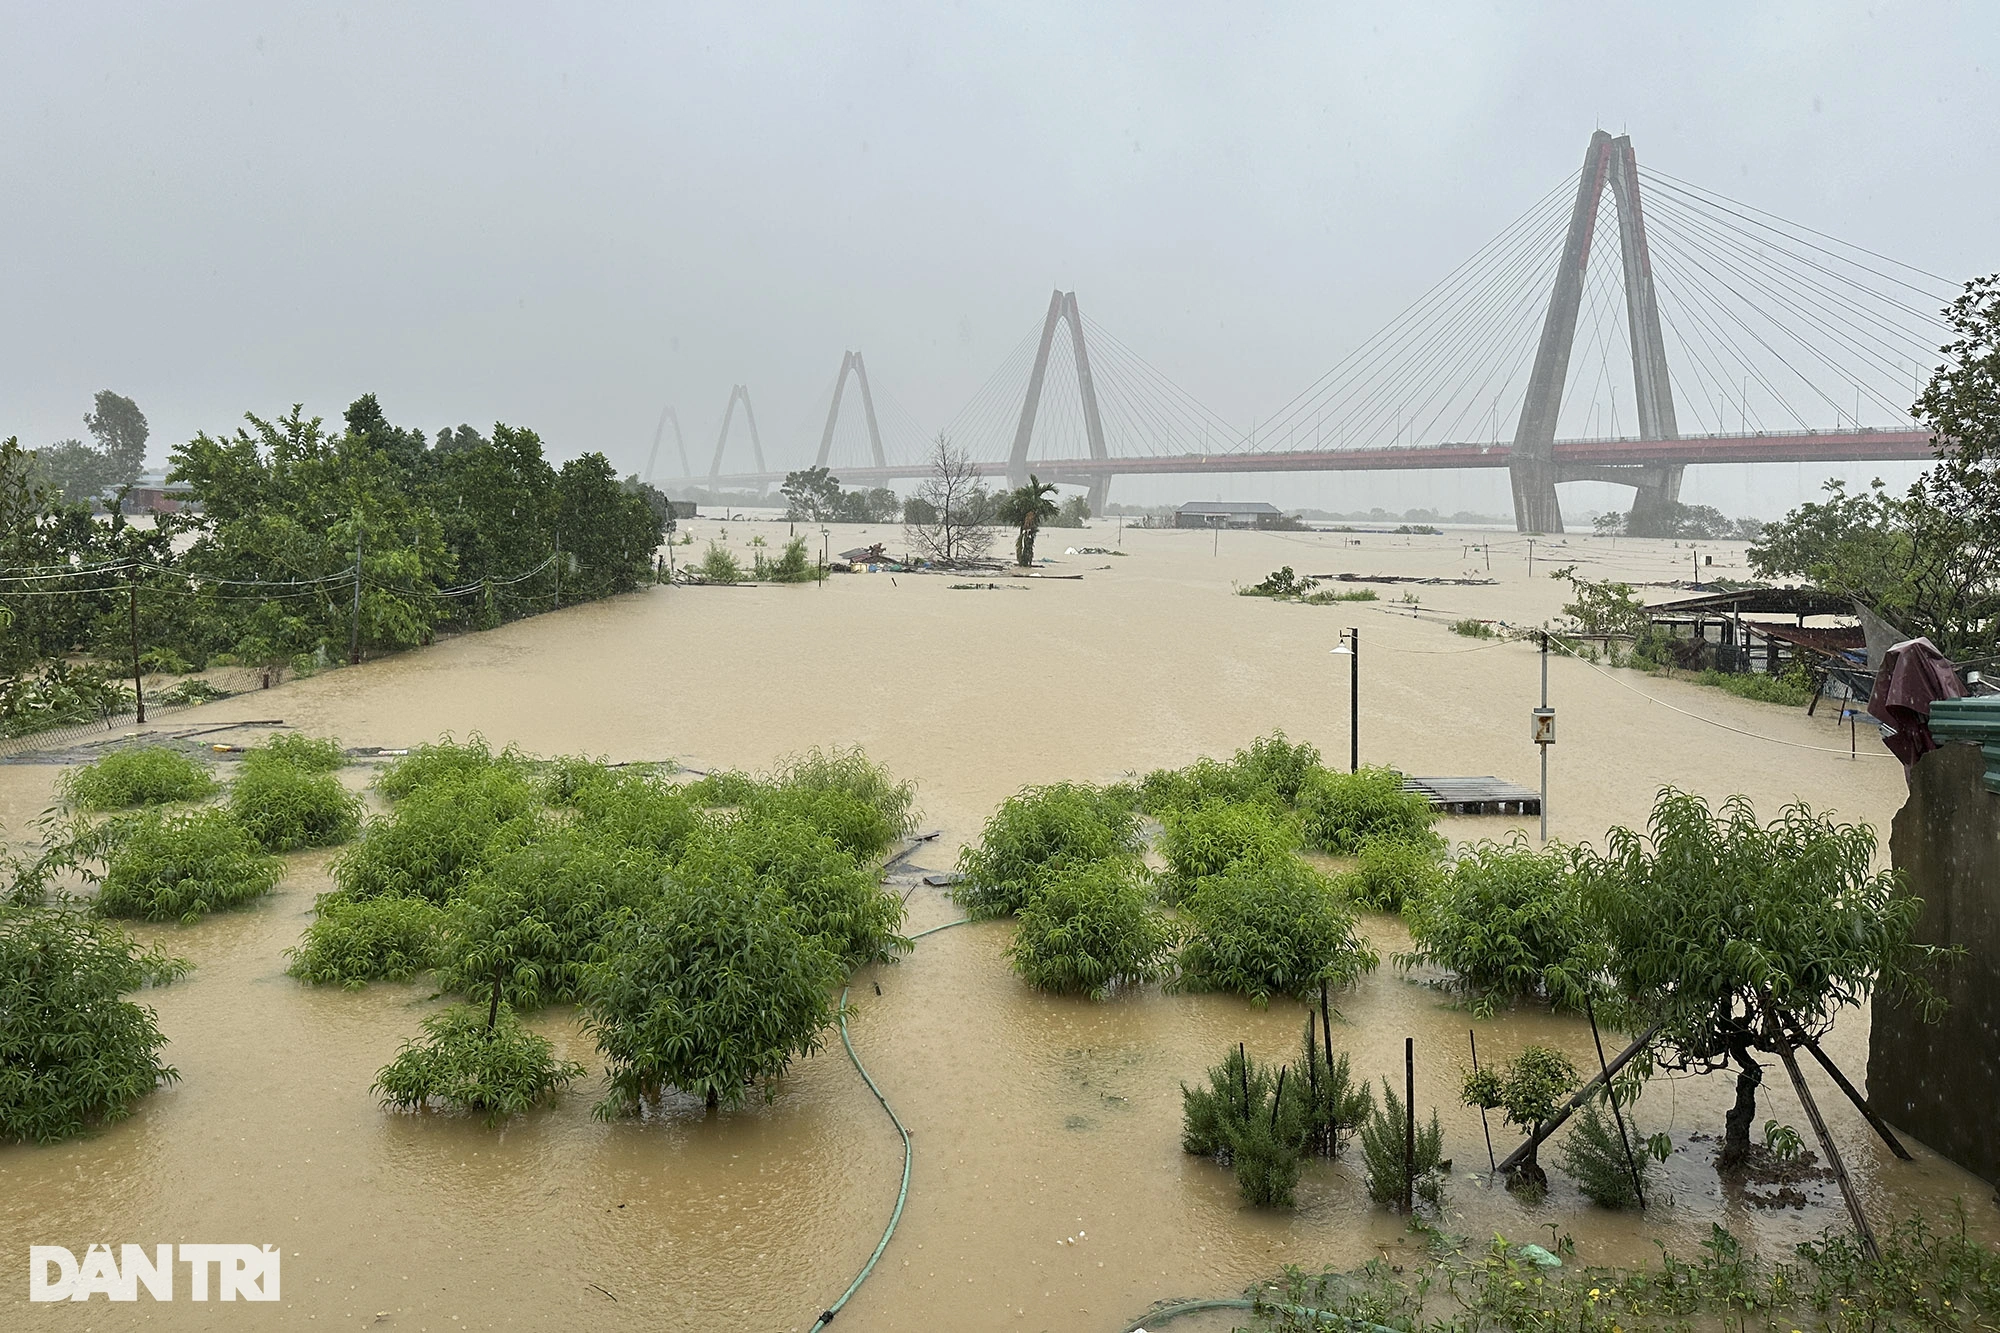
[1402,775,1542,816]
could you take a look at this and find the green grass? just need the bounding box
[1302,587,1379,604]
[59,748,218,811]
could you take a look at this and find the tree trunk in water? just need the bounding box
[1720,1047,1763,1169]
[705,1088,719,1112]
[1505,1136,1548,1195]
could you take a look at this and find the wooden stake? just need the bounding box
[1585,992,1647,1210]
[1777,1006,1912,1161]
[1498,1023,1661,1174]
[1403,1037,1415,1214]
[1770,1010,1879,1261]
[1469,1028,1496,1175]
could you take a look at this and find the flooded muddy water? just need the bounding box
[4,523,1994,1330]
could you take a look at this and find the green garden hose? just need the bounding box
[810,917,969,1328]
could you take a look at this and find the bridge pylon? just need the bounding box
[644,406,688,484]
[815,351,886,470]
[1009,289,1112,515]
[707,385,766,490]
[1510,131,1682,533]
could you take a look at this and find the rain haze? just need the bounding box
[5,2,1996,517]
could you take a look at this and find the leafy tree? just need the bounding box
[286,894,447,987]
[1006,858,1172,997]
[1175,856,1378,1006]
[1051,494,1090,528]
[1156,800,1298,905]
[1344,836,1445,912]
[553,451,664,601]
[333,766,539,903]
[584,873,842,1114]
[32,438,118,505]
[59,748,217,810]
[781,465,845,522]
[1750,273,2000,658]
[1297,765,1437,855]
[1551,566,1650,638]
[905,435,995,564]
[1461,1043,1579,1192]
[84,390,150,488]
[371,1003,585,1125]
[679,815,908,968]
[1576,789,1943,1169]
[1399,837,1602,1012]
[997,473,1059,567]
[228,747,362,852]
[90,808,282,923]
[0,902,184,1144]
[954,782,1141,918]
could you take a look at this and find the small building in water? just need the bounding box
[1174,501,1285,530]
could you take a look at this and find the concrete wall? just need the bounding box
[1869,741,2000,1185]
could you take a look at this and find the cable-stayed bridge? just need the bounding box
[662,132,1956,533]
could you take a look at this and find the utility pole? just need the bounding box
[349,529,363,666]
[128,567,145,724]
[1349,628,1359,773]
[1534,632,1555,844]
[1527,537,1535,578]
[553,531,562,610]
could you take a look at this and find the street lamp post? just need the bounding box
[1331,628,1359,771]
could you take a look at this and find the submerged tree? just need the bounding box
[905,434,994,564]
[997,473,1059,567]
[0,902,185,1144]
[1577,789,1943,1170]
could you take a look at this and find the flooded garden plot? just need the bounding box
[4,526,1996,1332]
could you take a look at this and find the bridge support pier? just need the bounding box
[1625,463,1685,535]
[1510,457,1564,535]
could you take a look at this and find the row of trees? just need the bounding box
[2,395,667,682]
[782,439,1090,566]
[27,390,151,505]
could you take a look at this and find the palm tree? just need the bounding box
[998,475,1060,568]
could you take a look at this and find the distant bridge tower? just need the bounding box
[1009,289,1112,515]
[815,351,886,469]
[707,385,766,488]
[1510,131,1682,533]
[644,406,688,483]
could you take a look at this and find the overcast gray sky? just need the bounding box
[4,1,1994,517]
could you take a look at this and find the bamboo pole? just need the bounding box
[1777,1006,1912,1161]
[1469,1029,1496,1175]
[1770,1014,1879,1261]
[1585,993,1647,1209]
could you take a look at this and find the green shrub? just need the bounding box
[59,748,217,810]
[333,767,540,903]
[955,782,1141,918]
[1178,1043,1310,1206]
[1359,1079,1447,1211]
[1450,618,1496,639]
[1294,1018,1374,1159]
[749,784,900,861]
[1345,836,1446,912]
[763,536,824,583]
[1157,800,1298,904]
[436,831,667,1010]
[1695,668,1814,707]
[1462,1043,1579,1192]
[250,733,345,774]
[1133,732,1321,816]
[1175,856,1378,1005]
[698,543,744,583]
[286,894,446,987]
[679,815,908,969]
[0,904,184,1144]
[684,769,762,807]
[1300,587,1379,604]
[585,874,842,1114]
[371,1003,586,1126]
[229,760,362,851]
[1557,1097,1661,1208]
[771,747,916,846]
[1297,765,1437,854]
[95,809,282,923]
[1006,859,1172,998]
[1400,836,1601,1012]
[566,767,705,858]
[378,735,528,801]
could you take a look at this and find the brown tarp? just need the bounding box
[1866,637,1966,768]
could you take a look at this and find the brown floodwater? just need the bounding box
[4,522,1994,1331]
